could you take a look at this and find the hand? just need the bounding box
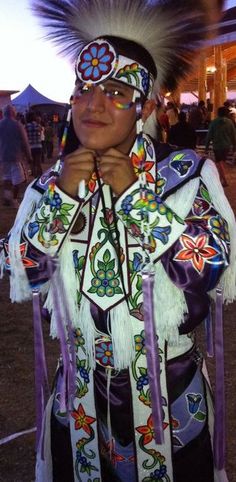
[57,146,96,198]
[97,148,137,195]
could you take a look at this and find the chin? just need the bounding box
[83,141,110,151]
[79,135,112,151]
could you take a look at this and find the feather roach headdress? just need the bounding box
[31,0,224,92]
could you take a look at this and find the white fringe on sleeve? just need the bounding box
[201,159,236,303]
[4,182,42,302]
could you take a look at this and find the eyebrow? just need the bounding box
[103,80,133,93]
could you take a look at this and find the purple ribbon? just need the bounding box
[0,427,36,446]
[142,269,164,444]
[46,256,76,412]
[205,308,214,357]
[32,290,49,450]
[214,288,225,470]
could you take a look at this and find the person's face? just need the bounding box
[71,79,138,154]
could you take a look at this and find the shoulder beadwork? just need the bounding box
[31,166,57,194]
[157,148,205,199]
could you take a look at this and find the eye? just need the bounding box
[105,88,125,98]
[74,84,92,97]
[81,84,92,93]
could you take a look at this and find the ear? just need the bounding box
[142,99,156,122]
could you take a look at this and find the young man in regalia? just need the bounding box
[1,1,235,481]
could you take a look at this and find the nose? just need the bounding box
[87,86,105,113]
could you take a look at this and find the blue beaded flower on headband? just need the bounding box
[77,41,115,82]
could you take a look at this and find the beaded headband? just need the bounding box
[75,39,154,99]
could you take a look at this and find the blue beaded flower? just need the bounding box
[136,372,149,391]
[79,367,90,384]
[78,41,115,81]
[121,194,133,215]
[95,341,114,367]
[150,465,167,479]
[141,69,149,94]
[186,393,202,414]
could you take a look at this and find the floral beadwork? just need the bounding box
[71,404,100,479]
[71,403,96,434]
[210,215,230,242]
[74,329,91,398]
[104,438,125,466]
[116,62,141,88]
[77,41,115,82]
[156,174,167,196]
[134,330,146,354]
[128,252,143,320]
[88,171,97,193]
[136,416,169,480]
[73,250,85,306]
[174,233,219,273]
[186,393,203,415]
[4,241,38,270]
[89,249,122,298]
[132,331,164,407]
[141,69,150,93]
[169,152,194,177]
[28,190,74,248]
[192,197,211,217]
[95,339,114,367]
[118,188,184,251]
[143,462,169,482]
[131,152,155,184]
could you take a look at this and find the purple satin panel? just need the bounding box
[142,270,164,444]
[214,288,226,470]
[32,290,49,451]
[46,256,71,413]
[166,344,197,404]
[94,365,134,446]
[205,309,214,357]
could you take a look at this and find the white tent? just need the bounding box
[12,84,67,116]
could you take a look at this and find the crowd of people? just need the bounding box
[0,106,63,206]
[144,97,236,187]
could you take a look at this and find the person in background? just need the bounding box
[228,106,236,128]
[157,102,170,142]
[25,111,43,177]
[206,98,213,125]
[166,101,179,127]
[189,100,208,145]
[142,99,165,142]
[169,111,197,149]
[1,1,234,482]
[0,104,32,207]
[44,120,54,161]
[205,105,236,187]
[39,118,46,163]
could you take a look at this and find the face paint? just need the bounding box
[72,82,136,110]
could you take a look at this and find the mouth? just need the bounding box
[82,119,108,128]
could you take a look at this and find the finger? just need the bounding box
[99,147,124,157]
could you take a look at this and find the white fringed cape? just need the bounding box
[1,160,235,366]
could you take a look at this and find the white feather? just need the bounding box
[32,0,221,90]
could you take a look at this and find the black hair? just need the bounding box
[218,106,229,117]
[101,35,157,79]
[26,111,37,123]
[178,111,187,122]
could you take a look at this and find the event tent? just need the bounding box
[12,84,67,117]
